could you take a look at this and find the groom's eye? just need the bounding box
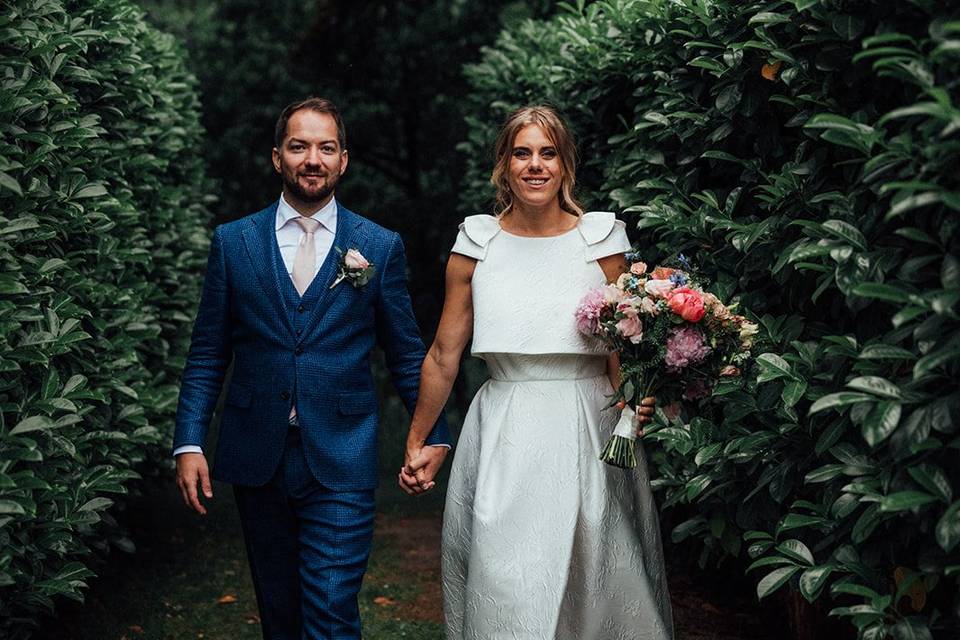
[321,145,336,154]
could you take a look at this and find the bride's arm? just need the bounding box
[401,253,476,494]
[597,253,655,433]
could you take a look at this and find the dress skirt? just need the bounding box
[442,353,674,640]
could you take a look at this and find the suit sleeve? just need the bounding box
[374,232,451,446]
[172,225,232,452]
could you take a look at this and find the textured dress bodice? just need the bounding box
[451,212,631,357]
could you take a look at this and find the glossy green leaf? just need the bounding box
[933,499,960,551]
[880,491,939,512]
[799,565,835,602]
[757,566,800,599]
[846,376,902,400]
[809,392,874,414]
[861,401,901,446]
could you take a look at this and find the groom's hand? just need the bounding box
[176,453,213,515]
[399,446,448,497]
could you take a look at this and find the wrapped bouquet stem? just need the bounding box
[575,259,757,469]
[603,404,644,469]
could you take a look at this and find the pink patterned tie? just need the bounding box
[289,216,321,422]
[291,216,321,295]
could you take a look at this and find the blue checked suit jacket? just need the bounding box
[173,201,450,489]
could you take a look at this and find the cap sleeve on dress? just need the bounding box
[579,211,631,261]
[451,214,501,261]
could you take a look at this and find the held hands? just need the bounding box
[399,440,448,497]
[176,452,213,515]
[618,396,656,437]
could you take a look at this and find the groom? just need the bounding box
[173,97,450,639]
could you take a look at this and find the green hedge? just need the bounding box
[461,1,959,638]
[0,0,210,636]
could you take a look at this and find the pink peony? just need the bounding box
[630,261,648,276]
[667,287,706,323]
[344,249,370,269]
[664,326,711,371]
[575,287,607,336]
[644,279,675,299]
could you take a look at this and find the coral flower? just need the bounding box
[667,287,706,323]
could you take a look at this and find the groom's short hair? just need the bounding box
[274,97,347,150]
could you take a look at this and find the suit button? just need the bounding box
[295,346,303,356]
[296,328,302,336]
[280,391,289,401]
[297,304,305,313]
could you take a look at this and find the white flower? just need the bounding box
[603,284,625,304]
[644,279,675,299]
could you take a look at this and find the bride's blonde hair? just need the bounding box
[490,105,584,217]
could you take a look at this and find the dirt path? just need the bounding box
[34,482,783,640]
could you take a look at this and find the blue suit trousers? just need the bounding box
[234,428,375,640]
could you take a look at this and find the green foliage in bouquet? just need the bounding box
[0,1,211,636]
[461,0,959,637]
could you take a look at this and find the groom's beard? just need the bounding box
[284,169,341,205]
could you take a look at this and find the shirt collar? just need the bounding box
[275,194,338,232]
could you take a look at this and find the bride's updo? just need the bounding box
[490,105,584,217]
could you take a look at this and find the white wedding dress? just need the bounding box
[442,212,674,640]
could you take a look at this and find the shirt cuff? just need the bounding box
[427,444,451,449]
[174,445,203,456]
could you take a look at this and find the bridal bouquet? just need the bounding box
[575,258,758,468]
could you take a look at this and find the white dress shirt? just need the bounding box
[275,193,338,280]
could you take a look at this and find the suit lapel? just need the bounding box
[301,203,369,331]
[241,202,295,335]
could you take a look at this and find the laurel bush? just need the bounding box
[0,0,210,636]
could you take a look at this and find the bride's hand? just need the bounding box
[399,437,447,497]
[399,442,426,496]
[634,397,656,437]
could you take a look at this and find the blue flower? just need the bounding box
[670,272,688,286]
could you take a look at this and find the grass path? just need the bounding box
[34,477,785,640]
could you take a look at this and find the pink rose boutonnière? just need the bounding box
[331,248,376,289]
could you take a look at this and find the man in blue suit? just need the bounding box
[173,97,450,639]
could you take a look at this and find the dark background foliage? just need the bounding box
[139,0,555,326]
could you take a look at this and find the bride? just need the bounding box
[400,105,674,639]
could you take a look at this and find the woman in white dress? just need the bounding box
[400,106,674,639]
